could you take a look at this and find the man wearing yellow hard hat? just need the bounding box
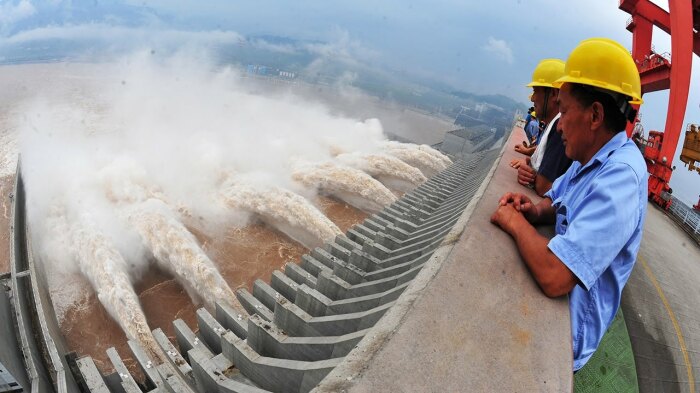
[512,58,573,196]
[522,110,539,146]
[491,38,648,372]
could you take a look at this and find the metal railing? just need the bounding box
[669,197,700,235]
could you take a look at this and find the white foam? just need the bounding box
[220,175,342,248]
[292,161,397,212]
[335,152,427,187]
[125,199,242,312]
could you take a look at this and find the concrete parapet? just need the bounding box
[334,235,361,251]
[327,242,351,261]
[300,254,331,278]
[106,347,144,392]
[246,314,364,362]
[197,308,227,354]
[273,296,393,337]
[270,271,299,303]
[330,258,366,285]
[153,328,195,385]
[315,271,351,300]
[222,332,342,393]
[188,348,267,393]
[284,262,317,288]
[216,302,249,340]
[174,318,213,361]
[294,284,332,317]
[128,339,163,388]
[158,364,197,393]
[237,289,275,322]
[76,357,110,393]
[253,279,286,311]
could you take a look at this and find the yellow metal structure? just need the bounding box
[680,123,700,174]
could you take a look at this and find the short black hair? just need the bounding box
[568,84,628,133]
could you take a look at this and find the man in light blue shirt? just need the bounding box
[546,129,647,370]
[490,38,647,372]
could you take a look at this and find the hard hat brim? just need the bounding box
[526,81,558,88]
[553,76,644,105]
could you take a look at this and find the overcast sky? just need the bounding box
[1,0,699,203]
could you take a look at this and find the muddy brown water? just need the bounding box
[58,196,368,376]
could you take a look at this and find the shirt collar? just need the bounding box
[544,113,561,133]
[574,131,628,175]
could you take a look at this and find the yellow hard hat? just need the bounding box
[553,38,643,105]
[526,59,565,88]
[531,111,536,118]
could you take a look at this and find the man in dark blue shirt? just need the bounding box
[513,59,572,196]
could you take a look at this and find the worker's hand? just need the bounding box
[490,203,522,234]
[514,144,526,154]
[497,192,539,222]
[509,159,522,169]
[517,157,536,185]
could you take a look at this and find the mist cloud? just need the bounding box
[482,36,514,64]
[17,49,395,278]
[1,23,244,48]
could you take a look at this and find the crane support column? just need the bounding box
[660,0,693,164]
[619,0,698,209]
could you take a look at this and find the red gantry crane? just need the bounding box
[619,0,700,209]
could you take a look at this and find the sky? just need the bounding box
[0,0,699,204]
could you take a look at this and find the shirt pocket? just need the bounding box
[555,203,569,234]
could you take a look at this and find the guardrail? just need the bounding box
[669,197,700,238]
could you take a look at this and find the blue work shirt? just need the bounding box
[544,131,648,371]
[538,119,572,183]
[525,119,539,142]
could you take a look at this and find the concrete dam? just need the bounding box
[1,138,501,392]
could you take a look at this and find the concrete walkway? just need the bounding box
[623,203,700,393]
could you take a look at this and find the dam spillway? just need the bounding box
[6,122,700,392]
[1,146,499,392]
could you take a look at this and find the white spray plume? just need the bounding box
[39,203,161,359]
[418,144,453,167]
[98,164,241,312]
[380,141,451,176]
[292,161,397,212]
[69,215,162,360]
[219,174,342,249]
[335,152,427,191]
[124,198,242,312]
